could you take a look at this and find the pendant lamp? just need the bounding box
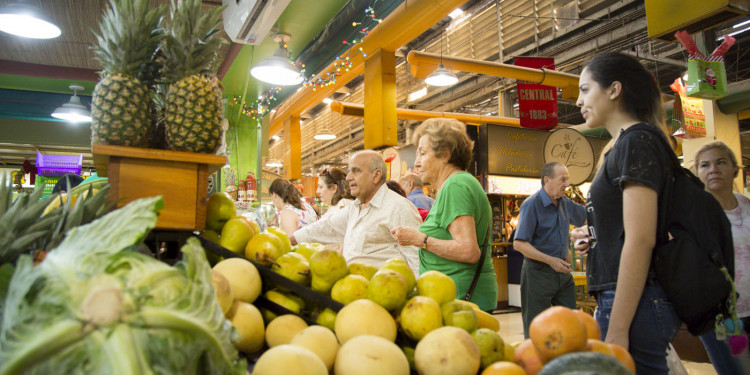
[0,1,61,39]
[313,113,336,140]
[425,64,459,86]
[425,34,458,87]
[51,85,91,123]
[265,159,283,168]
[251,33,303,86]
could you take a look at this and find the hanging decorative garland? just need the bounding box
[234,1,384,120]
[230,86,283,121]
[302,3,383,91]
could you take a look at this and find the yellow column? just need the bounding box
[681,100,743,192]
[364,49,397,149]
[283,115,301,179]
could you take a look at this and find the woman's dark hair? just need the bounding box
[582,52,666,132]
[385,180,406,197]
[269,178,304,210]
[51,174,84,194]
[320,167,352,205]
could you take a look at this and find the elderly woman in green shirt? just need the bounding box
[391,118,498,312]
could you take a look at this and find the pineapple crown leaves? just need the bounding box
[160,0,228,80]
[91,0,167,79]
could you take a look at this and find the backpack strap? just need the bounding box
[627,125,676,248]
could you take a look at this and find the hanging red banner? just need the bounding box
[514,57,558,131]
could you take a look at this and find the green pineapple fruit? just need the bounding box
[161,0,227,154]
[90,0,166,148]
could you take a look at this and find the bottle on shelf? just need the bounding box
[246,172,257,202]
[238,180,246,202]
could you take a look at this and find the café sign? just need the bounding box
[543,128,595,185]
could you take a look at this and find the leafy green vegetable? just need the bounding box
[0,196,246,374]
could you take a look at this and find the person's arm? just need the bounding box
[291,203,349,245]
[570,226,591,255]
[606,183,658,349]
[392,216,480,263]
[513,239,572,273]
[279,209,299,237]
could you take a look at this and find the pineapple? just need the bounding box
[90,0,166,148]
[161,0,226,154]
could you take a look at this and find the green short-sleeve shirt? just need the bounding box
[419,172,498,311]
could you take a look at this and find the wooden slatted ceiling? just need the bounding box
[0,0,229,71]
[274,0,639,171]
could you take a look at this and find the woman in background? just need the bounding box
[570,52,681,374]
[317,167,353,219]
[269,178,319,236]
[391,118,497,312]
[693,141,749,374]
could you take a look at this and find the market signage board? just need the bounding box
[487,125,546,178]
[514,57,558,130]
[543,128,594,185]
[486,124,606,184]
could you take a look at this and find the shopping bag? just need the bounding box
[675,30,735,100]
[686,58,727,99]
[670,78,706,139]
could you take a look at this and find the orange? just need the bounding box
[609,343,636,373]
[572,308,601,340]
[529,306,587,362]
[481,361,526,375]
[513,339,544,375]
[586,339,616,358]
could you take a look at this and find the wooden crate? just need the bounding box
[93,145,226,231]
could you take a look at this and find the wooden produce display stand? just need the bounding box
[92,144,226,231]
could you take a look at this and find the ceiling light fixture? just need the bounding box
[51,85,91,123]
[425,34,458,87]
[314,113,337,140]
[265,160,283,168]
[0,1,61,39]
[322,97,333,104]
[313,129,336,140]
[251,33,303,86]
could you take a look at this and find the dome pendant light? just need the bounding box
[51,85,91,123]
[314,113,337,140]
[0,1,61,39]
[313,129,336,140]
[251,33,303,86]
[425,34,458,87]
[425,64,459,86]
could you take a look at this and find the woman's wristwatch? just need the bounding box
[422,235,429,249]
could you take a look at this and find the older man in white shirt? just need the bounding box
[290,150,422,276]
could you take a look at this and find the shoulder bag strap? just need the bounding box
[464,224,492,301]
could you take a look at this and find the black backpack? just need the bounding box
[643,126,736,336]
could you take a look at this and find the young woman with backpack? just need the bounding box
[693,141,750,374]
[569,52,682,374]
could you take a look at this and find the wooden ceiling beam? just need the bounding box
[0,60,99,82]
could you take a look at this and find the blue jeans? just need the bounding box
[700,330,745,375]
[594,283,682,375]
